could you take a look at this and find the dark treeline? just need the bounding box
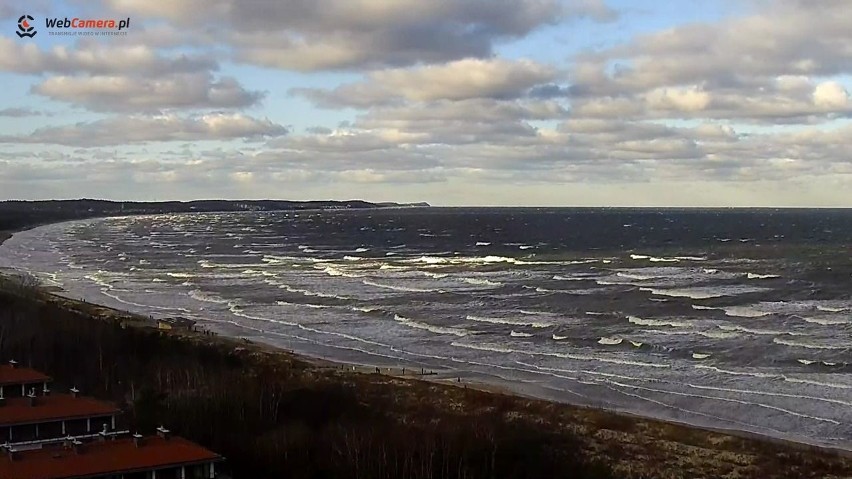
[0,199,423,232]
[0,284,615,479]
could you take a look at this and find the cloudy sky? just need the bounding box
[1,0,851,206]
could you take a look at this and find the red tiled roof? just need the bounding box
[0,394,119,426]
[0,435,221,479]
[0,365,50,387]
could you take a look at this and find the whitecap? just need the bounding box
[510,331,533,338]
[362,279,442,293]
[598,337,623,345]
[627,315,690,327]
[747,273,780,279]
[552,334,568,341]
[773,337,849,350]
[475,242,491,246]
[692,353,711,360]
[394,314,467,336]
[466,315,551,328]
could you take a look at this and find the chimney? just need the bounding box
[5,446,15,462]
[98,424,108,441]
[72,439,84,455]
[132,432,143,448]
[70,387,79,398]
[7,360,17,369]
[156,426,171,440]
[42,384,50,396]
[26,388,37,407]
[0,395,5,407]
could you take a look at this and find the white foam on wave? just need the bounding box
[519,310,557,316]
[451,342,670,368]
[351,306,379,313]
[773,337,849,350]
[627,315,690,327]
[343,256,365,261]
[189,289,231,304]
[406,255,555,266]
[629,254,679,263]
[475,242,491,246]
[362,279,443,293]
[276,300,328,309]
[798,316,849,325]
[630,340,644,348]
[167,272,196,279]
[617,272,654,281]
[675,256,707,261]
[552,334,568,341]
[466,315,551,328]
[692,353,711,359]
[695,364,777,379]
[722,306,771,318]
[394,314,468,336]
[277,283,351,300]
[747,273,780,279]
[317,265,362,278]
[552,275,590,281]
[355,247,370,253]
[510,330,533,337]
[459,277,503,287]
[817,305,848,313]
[798,359,817,365]
[598,337,623,345]
[641,285,767,300]
[718,324,806,336]
[691,305,718,311]
[421,271,448,279]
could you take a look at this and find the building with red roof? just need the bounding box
[0,430,222,479]
[0,361,51,398]
[0,392,119,442]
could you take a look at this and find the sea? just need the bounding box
[1,207,852,448]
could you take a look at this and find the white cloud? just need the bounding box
[0,114,287,147]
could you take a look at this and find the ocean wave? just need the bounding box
[394,314,467,336]
[421,271,448,279]
[451,342,669,368]
[692,353,711,359]
[519,310,557,316]
[747,273,780,279]
[189,289,231,304]
[465,315,552,328]
[343,256,365,261]
[598,337,623,345]
[640,285,767,299]
[722,306,771,318]
[616,272,655,281]
[552,275,591,281]
[783,376,852,390]
[817,305,848,313]
[630,340,644,348]
[691,305,718,311]
[459,277,503,287]
[630,254,680,263]
[475,242,491,246]
[405,255,555,266]
[277,283,351,300]
[362,279,443,293]
[510,330,533,337]
[355,247,370,253]
[552,334,568,341]
[627,315,690,327]
[694,365,777,379]
[798,359,817,365]
[718,324,806,336]
[797,316,849,325]
[276,300,328,309]
[317,265,362,278]
[351,306,380,313]
[773,337,849,350]
[675,256,707,261]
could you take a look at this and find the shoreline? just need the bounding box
[3,221,852,476]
